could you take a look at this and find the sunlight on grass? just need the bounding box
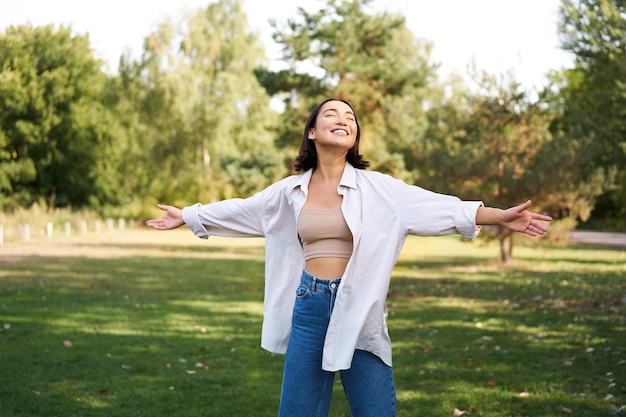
[168,298,264,312]
[1,230,624,416]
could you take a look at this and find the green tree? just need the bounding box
[0,24,117,209]
[114,0,281,208]
[558,0,626,229]
[257,0,437,178]
[424,69,607,260]
[425,71,555,261]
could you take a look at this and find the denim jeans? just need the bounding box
[278,270,396,417]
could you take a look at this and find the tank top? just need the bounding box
[297,207,353,261]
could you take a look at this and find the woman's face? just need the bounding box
[308,100,358,152]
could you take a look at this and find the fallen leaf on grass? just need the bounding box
[519,391,530,397]
[63,340,72,348]
[461,358,481,368]
[452,408,467,416]
[560,405,572,413]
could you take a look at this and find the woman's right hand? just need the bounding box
[146,204,184,230]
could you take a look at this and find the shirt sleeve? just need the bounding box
[391,177,483,240]
[181,191,266,239]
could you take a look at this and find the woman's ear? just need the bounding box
[308,128,315,140]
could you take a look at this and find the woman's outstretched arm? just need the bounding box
[476,200,552,237]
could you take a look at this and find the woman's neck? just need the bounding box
[307,160,345,209]
[314,157,346,185]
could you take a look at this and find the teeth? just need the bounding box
[332,129,348,135]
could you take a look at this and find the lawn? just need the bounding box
[0,229,624,416]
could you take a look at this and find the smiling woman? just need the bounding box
[294,98,369,173]
[146,97,551,416]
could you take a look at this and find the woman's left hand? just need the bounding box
[500,200,552,237]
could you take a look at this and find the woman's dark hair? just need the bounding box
[293,98,370,172]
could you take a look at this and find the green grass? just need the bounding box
[1,230,624,416]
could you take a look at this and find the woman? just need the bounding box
[146,97,551,416]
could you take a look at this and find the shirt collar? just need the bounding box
[294,168,313,192]
[339,162,358,189]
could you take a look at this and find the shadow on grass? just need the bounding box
[1,244,624,416]
[388,259,625,417]
[0,254,285,417]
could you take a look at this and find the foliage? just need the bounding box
[0,24,119,210]
[423,71,550,260]
[1,231,624,416]
[258,0,437,176]
[111,0,282,207]
[424,70,547,200]
[557,0,626,229]
[2,0,625,245]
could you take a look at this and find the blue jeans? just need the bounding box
[278,270,396,417]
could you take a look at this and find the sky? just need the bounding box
[0,0,574,91]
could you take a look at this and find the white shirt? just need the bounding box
[182,162,483,371]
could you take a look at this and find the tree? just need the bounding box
[424,70,555,261]
[0,24,118,209]
[423,68,607,261]
[558,0,626,229]
[112,0,282,209]
[257,0,437,178]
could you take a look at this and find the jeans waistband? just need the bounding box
[300,270,342,292]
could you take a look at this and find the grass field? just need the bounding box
[1,229,624,416]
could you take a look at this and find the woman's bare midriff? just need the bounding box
[305,257,349,279]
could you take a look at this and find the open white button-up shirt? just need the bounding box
[182,162,483,371]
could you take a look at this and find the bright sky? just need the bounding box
[0,0,573,91]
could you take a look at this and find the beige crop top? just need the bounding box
[298,208,353,261]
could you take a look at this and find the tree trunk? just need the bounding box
[499,227,514,262]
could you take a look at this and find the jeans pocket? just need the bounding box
[295,284,311,299]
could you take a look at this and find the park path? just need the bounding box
[569,230,626,248]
